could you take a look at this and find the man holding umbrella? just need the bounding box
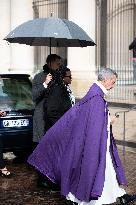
[32,54,62,144]
[32,54,73,188]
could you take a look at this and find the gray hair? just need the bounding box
[97,67,118,81]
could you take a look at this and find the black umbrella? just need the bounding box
[4,17,96,54]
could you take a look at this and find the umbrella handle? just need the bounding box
[50,38,51,55]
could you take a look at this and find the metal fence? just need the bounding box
[96,0,136,85]
[32,0,68,72]
[115,106,136,155]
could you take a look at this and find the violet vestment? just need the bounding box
[28,83,127,202]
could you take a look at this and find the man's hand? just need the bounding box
[0,111,6,117]
[44,73,53,85]
[111,115,119,124]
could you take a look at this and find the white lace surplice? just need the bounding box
[67,113,126,205]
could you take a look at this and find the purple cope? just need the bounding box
[28,83,127,202]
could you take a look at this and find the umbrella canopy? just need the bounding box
[4,17,96,47]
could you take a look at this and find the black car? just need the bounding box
[0,74,34,158]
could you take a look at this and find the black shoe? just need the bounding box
[65,200,77,205]
[37,180,60,191]
[119,194,136,205]
[37,180,49,188]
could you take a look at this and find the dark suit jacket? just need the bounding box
[45,84,72,131]
[32,65,72,142]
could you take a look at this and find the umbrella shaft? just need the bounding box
[50,38,51,55]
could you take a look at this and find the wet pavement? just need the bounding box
[0,149,135,205]
[0,156,66,205]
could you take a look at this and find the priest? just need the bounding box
[28,68,135,205]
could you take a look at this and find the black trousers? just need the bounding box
[0,138,5,169]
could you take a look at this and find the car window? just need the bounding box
[0,76,33,111]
